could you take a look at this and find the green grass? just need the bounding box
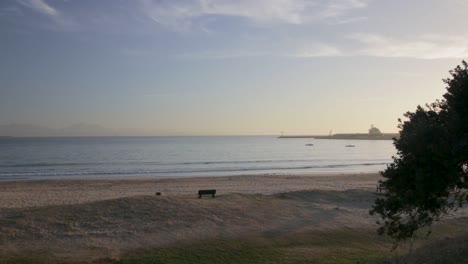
[119,229,394,264]
[121,239,285,264]
[0,251,61,264]
[1,219,468,264]
[118,218,468,264]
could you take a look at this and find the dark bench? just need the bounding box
[198,189,216,198]
[376,184,387,194]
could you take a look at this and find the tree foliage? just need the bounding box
[370,61,468,242]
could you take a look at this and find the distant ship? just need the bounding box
[278,125,399,140]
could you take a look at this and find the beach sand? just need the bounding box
[0,173,466,262]
[0,173,381,209]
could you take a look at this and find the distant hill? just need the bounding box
[0,123,116,137]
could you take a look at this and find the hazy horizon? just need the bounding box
[0,122,401,137]
[1,0,467,136]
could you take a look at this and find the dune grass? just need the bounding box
[0,229,391,264]
[119,228,394,264]
[1,218,467,264]
[0,229,468,264]
[0,251,61,264]
[118,218,468,264]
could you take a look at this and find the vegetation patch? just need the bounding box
[118,218,468,264]
[1,218,467,264]
[119,228,394,264]
[0,251,61,264]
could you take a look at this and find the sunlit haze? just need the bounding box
[1,0,467,136]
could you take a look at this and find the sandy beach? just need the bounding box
[0,173,381,209]
[1,173,467,263]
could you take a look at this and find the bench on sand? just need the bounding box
[198,189,216,198]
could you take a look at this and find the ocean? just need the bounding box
[0,136,396,180]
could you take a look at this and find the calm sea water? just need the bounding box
[0,136,396,180]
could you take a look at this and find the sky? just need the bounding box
[1,0,467,136]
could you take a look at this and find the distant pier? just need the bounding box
[278,134,398,140]
[278,125,399,140]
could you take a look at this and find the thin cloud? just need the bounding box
[16,0,78,30]
[140,0,370,31]
[349,33,468,59]
[292,44,342,58]
[332,16,367,25]
[17,0,58,17]
[318,0,368,19]
[177,50,273,59]
[123,32,468,60]
[175,43,342,59]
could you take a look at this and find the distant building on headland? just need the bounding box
[368,124,381,135]
[278,125,399,140]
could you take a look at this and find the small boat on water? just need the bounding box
[305,144,314,146]
[345,145,355,147]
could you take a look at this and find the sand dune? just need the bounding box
[0,190,379,260]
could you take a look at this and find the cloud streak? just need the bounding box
[275,34,468,60]
[318,0,367,19]
[121,32,468,60]
[17,0,58,17]
[349,33,468,59]
[140,0,370,30]
[16,0,79,30]
[291,44,342,58]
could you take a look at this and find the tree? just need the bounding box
[370,61,468,242]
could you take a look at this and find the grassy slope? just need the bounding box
[120,228,394,264]
[1,190,467,264]
[1,219,468,264]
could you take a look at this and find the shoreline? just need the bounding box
[0,167,388,182]
[0,171,381,181]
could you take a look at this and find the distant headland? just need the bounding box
[278,125,399,140]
